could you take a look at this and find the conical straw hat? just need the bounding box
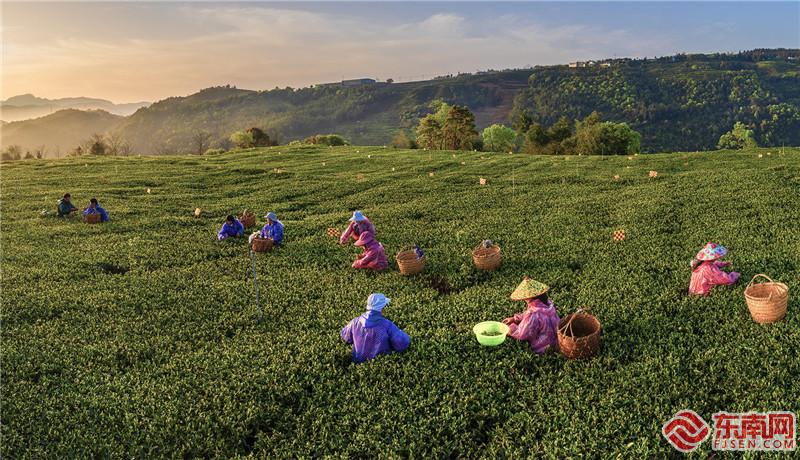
[510,277,549,301]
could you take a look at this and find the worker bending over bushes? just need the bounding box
[341,293,410,363]
[340,210,376,245]
[503,278,561,354]
[218,215,244,241]
[352,231,388,270]
[689,242,740,296]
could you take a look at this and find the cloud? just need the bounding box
[2,4,678,101]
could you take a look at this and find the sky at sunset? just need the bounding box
[2,1,798,103]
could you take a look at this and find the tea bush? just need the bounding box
[2,146,799,457]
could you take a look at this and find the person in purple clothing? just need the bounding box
[217,215,244,241]
[341,293,410,363]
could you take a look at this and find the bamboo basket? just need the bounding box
[558,310,601,359]
[85,213,102,224]
[251,238,274,253]
[744,274,788,324]
[238,212,256,229]
[472,244,501,271]
[396,248,425,275]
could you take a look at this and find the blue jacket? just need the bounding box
[218,220,244,240]
[83,203,109,222]
[259,220,284,245]
[341,311,410,363]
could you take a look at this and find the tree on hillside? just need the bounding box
[415,117,442,150]
[573,119,641,155]
[717,122,758,149]
[758,103,800,147]
[1,145,22,161]
[512,110,533,134]
[391,130,415,149]
[192,131,213,154]
[442,105,478,150]
[86,134,108,155]
[230,130,255,149]
[523,123,549,153]
[546,116,573,144]
[106,132,131,156]
[246,127,276,147]
[482,124,517,152]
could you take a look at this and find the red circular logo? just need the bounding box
[662,410,710,453]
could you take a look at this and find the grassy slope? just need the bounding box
[2,147,799,457]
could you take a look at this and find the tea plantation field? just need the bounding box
[2,146,799,457]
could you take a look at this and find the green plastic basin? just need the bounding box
[472,321,510,346]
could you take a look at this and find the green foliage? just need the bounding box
[204,148,226,155]
[302,134,349,146]
[390,130,415,149]
[482,124,517,152]
[512,52,800,152]
[2,146,799,457]
[230,130,255,149]
[522,112,641,155]
[416,103,478,151]
[717,122,758,150]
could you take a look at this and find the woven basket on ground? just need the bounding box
[85,213,101,224]
[558,310,601,359]
[238,212,256,229]
[744,274,788,324]
[396,248,425,275]
[472,244,501,271]
[251,238,274,253]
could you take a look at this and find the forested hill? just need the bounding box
[2,49,798,156]
[512,50,800,152]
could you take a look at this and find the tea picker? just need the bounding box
[502,277,561,354]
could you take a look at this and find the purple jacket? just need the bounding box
[504,298,560,354]
[218,220,244,240]
[341,311,410,363]
[340,218,376,245]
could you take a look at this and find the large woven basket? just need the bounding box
[396,248,425,275]
[85,213,101,224]
[238,212,256,229]
[558,311,601,359]
[251,238,274,253]
[472,244,501,271]
[744,274,788,324]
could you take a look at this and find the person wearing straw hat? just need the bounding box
[340,210,376,246]
[502,277,561,354]
[250,211,284,246]
[82,198,109,222]
[689,242,740,296]
[341,293,410,363]
[351,231,388,270]
[217,214,244,241]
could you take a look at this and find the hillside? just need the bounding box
[2,50,798,156]
[114,71,531,155]
[0,109,123,155]
[512,51,800,152]
[2,145,799,457]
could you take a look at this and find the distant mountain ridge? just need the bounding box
[1,49,798,157]
[0,109,123,155]
[0,94,149,122]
